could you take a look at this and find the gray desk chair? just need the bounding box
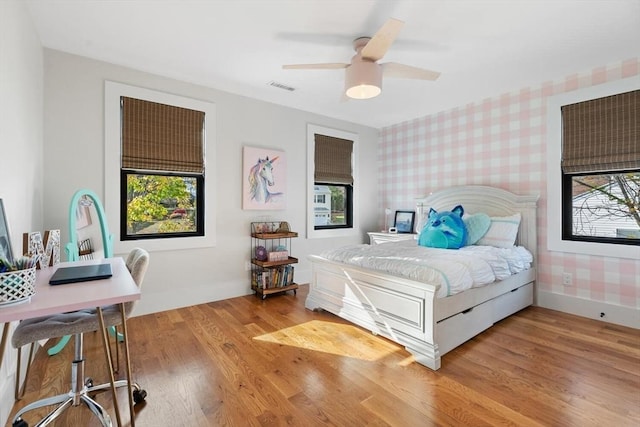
[10,248,150,427]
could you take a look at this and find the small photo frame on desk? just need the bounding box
[0,199,14,264]
[394,210,415,234]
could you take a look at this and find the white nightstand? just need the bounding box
[367,232,417,245]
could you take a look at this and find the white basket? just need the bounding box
[0,267,36,306]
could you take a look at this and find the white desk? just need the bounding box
[0,257,140,426]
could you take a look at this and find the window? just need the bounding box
[546,77,640,260]
[561,90,639,246]
[313,133,354,230]
[563,172,639,243]
[105,82,216,253]
[121,171,204,238]
[120,96,205,241]
[307,125,359,238]
[314,184,352,228]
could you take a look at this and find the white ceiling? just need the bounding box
[25,0,640,129]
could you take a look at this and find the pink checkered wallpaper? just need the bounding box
[379,58,639,309]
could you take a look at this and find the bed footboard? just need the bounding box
[306,255,535,370]
[306,254,443,370]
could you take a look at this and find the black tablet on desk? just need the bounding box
[49,263,113,285]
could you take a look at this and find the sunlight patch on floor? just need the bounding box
[253,320,400,361]
[397,355,417,366]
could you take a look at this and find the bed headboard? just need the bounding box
[416,185,539,261]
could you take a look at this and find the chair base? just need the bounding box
[13,388,110,427]
[12,379,145,427]
[12,329,147,427]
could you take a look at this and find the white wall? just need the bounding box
[0,1,44,424]
[42,49,379,316]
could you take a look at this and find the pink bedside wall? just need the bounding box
[379,58,639,310]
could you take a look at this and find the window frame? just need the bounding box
[306,124,359,239]
[561,171,639,246]
[120,170,205,240]
[105,81,216,253]
[313,183,354,230]
[546,76,640,259]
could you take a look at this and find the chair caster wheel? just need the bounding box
[133,388,147,404]
[13,418,28,427]
[85,377,93,387]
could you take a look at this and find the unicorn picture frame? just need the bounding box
[242,146,287,210]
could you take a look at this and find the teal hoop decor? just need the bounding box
[50,189,116,356]
[65,189,113,261]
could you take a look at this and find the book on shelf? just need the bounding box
[252,265,295,289]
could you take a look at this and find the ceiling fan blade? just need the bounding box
[382,62,441,80]
[283,63,349,70]
[361,18,404,61]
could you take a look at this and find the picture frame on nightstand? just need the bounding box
[394,210,415,234]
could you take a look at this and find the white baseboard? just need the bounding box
[133,279,248,317]
[537,290,639,329]
[133,268,312,318]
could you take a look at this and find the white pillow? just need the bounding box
[464,212,491,245]
[476,213,521,248]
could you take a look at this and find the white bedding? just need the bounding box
[319,240,533,298]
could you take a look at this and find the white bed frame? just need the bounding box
[305,185,539,370]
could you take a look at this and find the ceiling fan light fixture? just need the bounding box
[346,83,381,100]
[345,60,382,100]
[283,18,440,99]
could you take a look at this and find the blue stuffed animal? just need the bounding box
[418,205,468,249]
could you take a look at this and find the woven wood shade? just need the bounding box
[561,90,639,174]
[121,97,205,174]
[314,134,354,185]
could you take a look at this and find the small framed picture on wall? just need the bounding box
[394,210,415,234]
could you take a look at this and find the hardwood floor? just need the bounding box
[8,284,640,426]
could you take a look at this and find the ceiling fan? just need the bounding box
[283,18,440,100]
